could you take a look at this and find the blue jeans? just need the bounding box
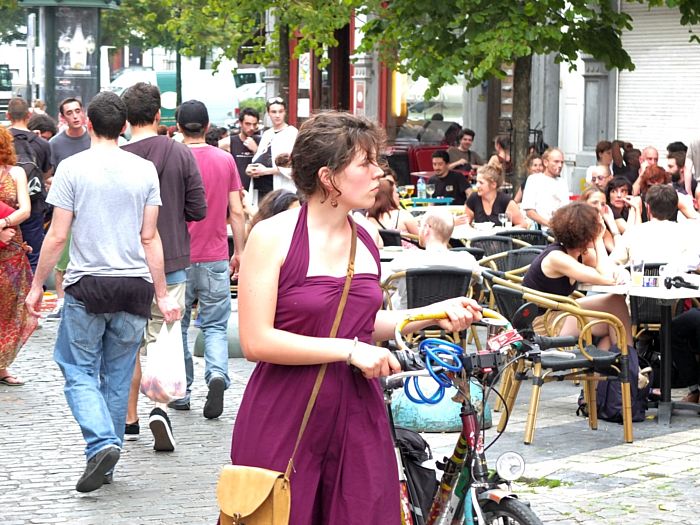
[54,293,147,459]
[177,260,231,405]
[19,210,45,274]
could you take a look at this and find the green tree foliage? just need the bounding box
[0,0,27,44]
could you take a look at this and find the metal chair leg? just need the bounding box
[583,378,598,431]
[497,360,525,433]
[524,362,543,445]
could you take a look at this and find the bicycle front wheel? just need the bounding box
[478,498,543,525]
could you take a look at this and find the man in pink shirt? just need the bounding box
[170,100,246,419]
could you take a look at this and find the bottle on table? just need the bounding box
[417,177,426,199]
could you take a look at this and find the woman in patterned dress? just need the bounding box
[0,126,36,386]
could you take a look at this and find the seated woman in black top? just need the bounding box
[523,202,632,350]
[463,165,526,227]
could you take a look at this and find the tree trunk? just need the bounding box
[176,47,182,106]
[512,55,532,191]
[278,23,290,102]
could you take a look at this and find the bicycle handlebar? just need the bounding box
[393,308,504,351]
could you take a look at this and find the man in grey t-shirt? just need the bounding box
[47,97,91,321]
[26,92,181,494]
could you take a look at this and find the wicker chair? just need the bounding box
[497,229,553,247]
[490,283,634,445]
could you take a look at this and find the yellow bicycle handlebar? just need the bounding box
[394,308,505,351]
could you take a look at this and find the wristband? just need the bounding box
[346,337,358,366]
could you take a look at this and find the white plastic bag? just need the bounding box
[139,321,187,403]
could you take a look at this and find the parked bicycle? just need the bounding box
[385,304,578,525]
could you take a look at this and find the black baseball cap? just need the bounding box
[176,100,209,132]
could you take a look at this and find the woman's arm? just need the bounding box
[544,250,616,286]
[238,217,399,378]
[399,210,420,235]
[2,166,31,228]
[506,199,526,227]
[463,202,475,225]
[372,297,482,343]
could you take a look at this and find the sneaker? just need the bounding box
[124,420,140,441]
[45,306,62,322]
[203,376,225,420]
[76,445,120,493]
[149,408,175,452]
[167,400,190,411]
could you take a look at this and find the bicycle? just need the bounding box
[385,304,579,525]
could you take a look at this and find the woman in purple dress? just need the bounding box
[232,112,481,524]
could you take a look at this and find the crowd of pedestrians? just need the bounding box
[2,87,700,524]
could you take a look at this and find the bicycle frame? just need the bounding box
[391,309,528,525]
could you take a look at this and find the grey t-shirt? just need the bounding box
[46,147,161,287]
[49,129,91,167]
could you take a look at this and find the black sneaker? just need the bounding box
[167,399,190,411]
[76,445,120,493]
[203,376,225,419]
[149,407,175,452]
[124,420,139,441]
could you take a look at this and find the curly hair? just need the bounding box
[367,178,398,220]
[0,127,17,166]
[291,111,385,200]
[550,202,601,250]
[639,165,670,195]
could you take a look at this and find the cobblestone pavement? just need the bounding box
[2,322,700,524]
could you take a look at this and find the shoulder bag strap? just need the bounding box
[284,218,357,480]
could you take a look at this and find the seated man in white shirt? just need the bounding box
[610,184,700,267]
[389,208,480,310]
[521,147,570,230]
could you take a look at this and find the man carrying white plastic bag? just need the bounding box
[140,321,187,451]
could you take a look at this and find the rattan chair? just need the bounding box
[497,229,553,247]
[449,246,485,261]
[491,284,634,445]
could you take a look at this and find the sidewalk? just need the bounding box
[2,322,700,524]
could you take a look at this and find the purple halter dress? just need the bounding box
[230,204,400,524]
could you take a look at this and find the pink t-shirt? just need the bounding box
[188,145,242,263]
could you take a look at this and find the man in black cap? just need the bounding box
[167,100,246,420]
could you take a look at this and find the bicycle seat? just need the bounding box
[540,345,620,372]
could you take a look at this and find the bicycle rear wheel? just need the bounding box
[477,498,542,525]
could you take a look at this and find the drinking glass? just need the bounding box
[504,212,513,228]
[498,213,507,228]
[398,186,408,199]
[405,185,415,197]
[630,259,645,287]
[426,184,435,198]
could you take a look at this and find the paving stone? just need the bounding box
[3,321,700,524]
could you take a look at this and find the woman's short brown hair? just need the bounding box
[550,202,601,250]
[291,111,385,199]
[0,127,17,166]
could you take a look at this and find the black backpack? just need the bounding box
[395,427,437,521]
[596,345,650,423]
[13,133,44,202]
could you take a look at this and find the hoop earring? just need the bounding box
[330,197,338,208]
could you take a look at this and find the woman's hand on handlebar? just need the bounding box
[349,342,402,379]
[427,297,482,332]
